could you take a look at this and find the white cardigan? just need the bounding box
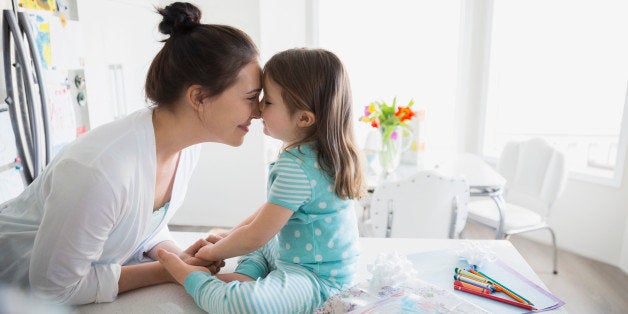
[0,108,200,304]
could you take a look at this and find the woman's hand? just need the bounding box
[179,238,225,273]
[157,249,210,285]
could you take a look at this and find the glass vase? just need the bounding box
[378,126,403,174]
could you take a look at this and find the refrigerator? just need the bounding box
[0,0,89,203]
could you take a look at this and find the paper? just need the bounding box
[315,252,488,314]
[315,278,488,314]
[406,250,564,313]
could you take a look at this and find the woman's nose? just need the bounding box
[250,101,262,119]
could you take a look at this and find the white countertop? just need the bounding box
[74,232,560,313]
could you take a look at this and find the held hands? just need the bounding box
[192,243,216,264]
[158,233,226,285]
[178,236,225,272]
[158,249,210,285]
[186,232,225,266]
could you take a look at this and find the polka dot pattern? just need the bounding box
[269,144,359,286]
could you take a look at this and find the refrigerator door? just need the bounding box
[2,7,89,188]
[2,9,45,184]
[18,11,50,164]
[0,103,25,203]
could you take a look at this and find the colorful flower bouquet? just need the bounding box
[360,97,417,173]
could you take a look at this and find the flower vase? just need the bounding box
[378,126,403,174]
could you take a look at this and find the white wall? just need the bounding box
[546,160,628,267]
[455,0,492,155]
[79,0,162,128]
[621,201,628,273]
[259,0,308,62]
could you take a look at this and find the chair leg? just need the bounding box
[547,227,558,275]
[505,228,558,274]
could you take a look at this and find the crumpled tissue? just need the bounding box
[455,240,497,267]
[366,252,419,292]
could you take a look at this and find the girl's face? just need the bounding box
[260,77,302,144]
[201,62,262,146]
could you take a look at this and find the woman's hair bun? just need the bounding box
[157,2,201,36]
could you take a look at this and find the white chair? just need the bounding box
[365,170,470,239]
[467,138,567,274]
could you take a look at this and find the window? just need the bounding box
[317,0,461,151]
[483,0,628,185]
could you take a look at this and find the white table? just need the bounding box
[74,232,563,313]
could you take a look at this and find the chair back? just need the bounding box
[497,138,567,217]
[368,170,469,239]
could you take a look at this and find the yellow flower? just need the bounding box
[368,103,376,113]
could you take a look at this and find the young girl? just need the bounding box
[158,48,365,313]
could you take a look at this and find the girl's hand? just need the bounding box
[179,238,209,263]
[179,239,225,272]
[157,249,211,285]
[192,243,216,262]
[205,233,224,244]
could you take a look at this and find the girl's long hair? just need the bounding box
[263,48,364,200]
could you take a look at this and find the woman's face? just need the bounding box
[201,62,262,146]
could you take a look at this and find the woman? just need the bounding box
[0,2,261,305]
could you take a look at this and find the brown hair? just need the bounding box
[263,48,365,200]
[145,2,258,108]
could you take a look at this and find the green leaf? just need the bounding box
[407,98,415,108]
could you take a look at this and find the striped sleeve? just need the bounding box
[267,157,312,211]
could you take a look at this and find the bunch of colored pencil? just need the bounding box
[452,267,537,311]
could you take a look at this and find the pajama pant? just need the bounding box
[184,238,339,313]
